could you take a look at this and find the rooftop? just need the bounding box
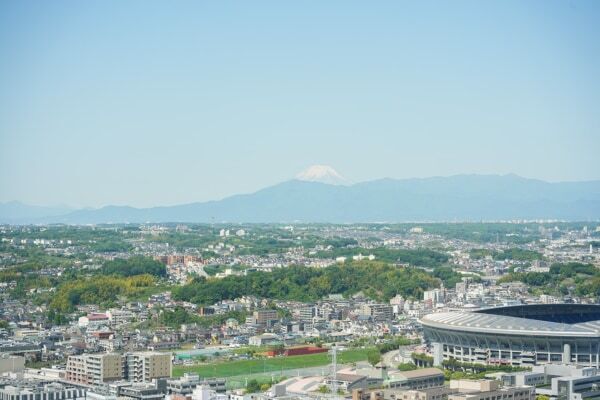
[392,368,444,379]
[421,305,600,337]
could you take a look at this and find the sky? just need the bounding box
[1,1,599,208]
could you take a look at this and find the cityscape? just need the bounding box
[0,222,599,400]
[1,3,600,400]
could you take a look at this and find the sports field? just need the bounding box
[172,347,372,378]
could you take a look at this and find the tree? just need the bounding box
[318,385,331,394]
[246,379,261,393]
[367,349,381,366]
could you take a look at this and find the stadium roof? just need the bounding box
[421,308,600,338]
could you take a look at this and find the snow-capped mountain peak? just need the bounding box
[295,165,350,185]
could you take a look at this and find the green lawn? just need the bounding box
[173,348,373,378]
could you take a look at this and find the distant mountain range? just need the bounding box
[0,201,74,224]
[2,174,600,224]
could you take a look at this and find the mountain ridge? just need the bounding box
[2,174,599,224]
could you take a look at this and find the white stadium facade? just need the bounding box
[420,304,600,367]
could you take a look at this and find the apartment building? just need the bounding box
[252,310,278,327]
[360,304,393,322]
[66,352,170,385]
[125,352,171,383]
[66,353,123,385]
[298,305,315,322]
[0,355,25,374]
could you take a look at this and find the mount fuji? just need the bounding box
[295,165,350,185]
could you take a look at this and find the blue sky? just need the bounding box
[1,1,599,208]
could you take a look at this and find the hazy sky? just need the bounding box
[1,1,599,208]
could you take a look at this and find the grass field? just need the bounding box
[172,347,373,378]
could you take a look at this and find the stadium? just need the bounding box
[420,304,600,367]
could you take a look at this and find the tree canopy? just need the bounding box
[498,262,600,297]
[173,261,440,305]
[101,256,166,278]
[50,274,155,312]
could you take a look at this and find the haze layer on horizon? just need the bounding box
[1,1,599,208]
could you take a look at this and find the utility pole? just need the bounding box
[331,344,337,397]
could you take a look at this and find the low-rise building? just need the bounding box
[389,386,458,400]
[0,380,85,400]
[190,385,229,400]
[388,368,445,390]
[325,373,368,392]
[118,379,168,400]
[167,373,226,394]
[448,380,534,400]
[533,365,600,400]
[248,333,281,347]
[497,364,600,400]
